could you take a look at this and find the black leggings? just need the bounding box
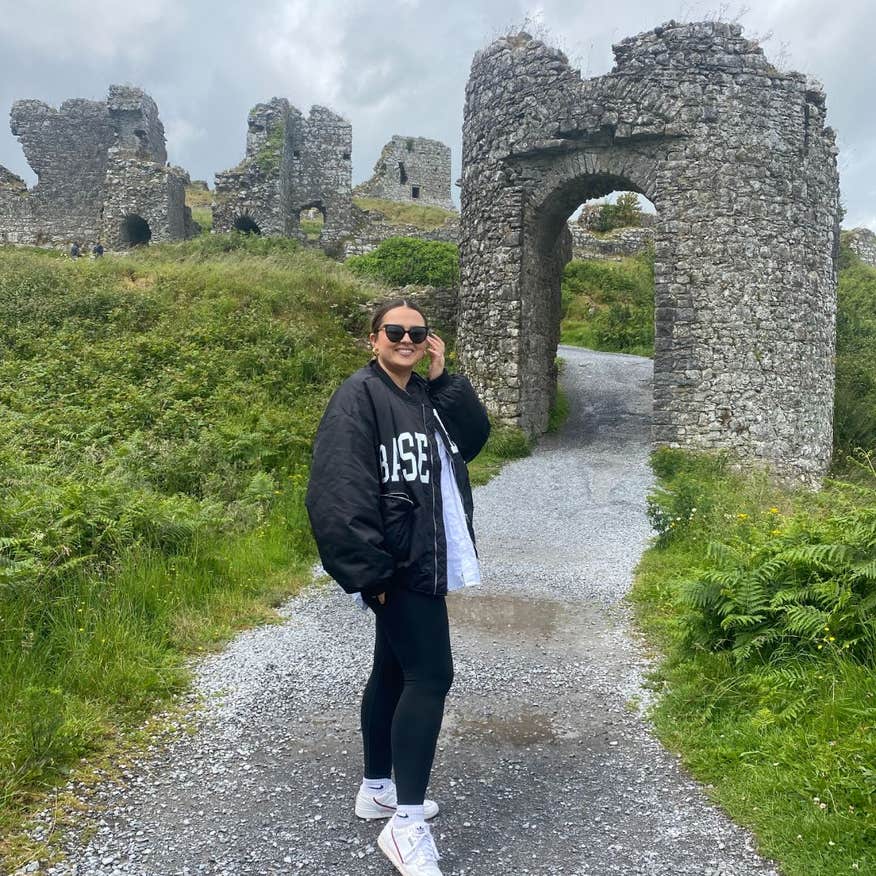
[361,587,454,805]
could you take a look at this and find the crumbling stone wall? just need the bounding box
[846,228,876,267]
[355,136,455,210]
[569,224,653,260]
[342,205,459,258]
[213,100,353,246]
[459,21,840,482]
[0,86,194,249]
[213,99,289,237]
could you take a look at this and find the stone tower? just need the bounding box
[355,136,455,211]
[459,22,840,482]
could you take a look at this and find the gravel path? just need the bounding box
[38,346,777,876]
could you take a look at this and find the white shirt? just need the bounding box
[434,429,481,590]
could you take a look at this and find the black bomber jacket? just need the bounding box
[305,360,490,598]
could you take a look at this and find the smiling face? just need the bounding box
[369,305,429,379]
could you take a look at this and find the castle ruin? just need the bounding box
[355,135,454,211]
[212,100,353,246]
[0,86,197,249]
[459,21,840,482]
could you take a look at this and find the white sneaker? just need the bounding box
[355,785,439,820]
[378,818,443,876]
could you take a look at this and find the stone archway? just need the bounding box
[459,21,840,482]
[120,214,152,247]
[234,214,262,235]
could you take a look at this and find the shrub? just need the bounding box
[593,192,643,232]
[834,246,876,462]
[346,237,459,287]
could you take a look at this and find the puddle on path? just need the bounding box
[447,591,610,653]
[445,711,557,745]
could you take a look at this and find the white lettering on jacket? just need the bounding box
[379,432,430,484]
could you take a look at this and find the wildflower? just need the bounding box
[769,507,780,514]
[736,513,748,520]
[770,529,782,536]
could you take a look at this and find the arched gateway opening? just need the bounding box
[458,22,840,482]
[120,214,152,247]
[234,214,261,235]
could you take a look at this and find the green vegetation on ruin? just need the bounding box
[353,196,457,231]
[346,236,460,288]
[834,241,876,465]
[0,235,526,868]
[253,124,286,176]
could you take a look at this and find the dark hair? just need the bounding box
[370,298,427,335]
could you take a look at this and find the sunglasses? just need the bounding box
[379,324,430,344]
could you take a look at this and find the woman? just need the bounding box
[305,299,490,876]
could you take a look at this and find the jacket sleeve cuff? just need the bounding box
[359,578,393,597]
[427,369,451,391]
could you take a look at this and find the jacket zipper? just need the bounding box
[423,404,439,595]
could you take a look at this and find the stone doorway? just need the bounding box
[458,22,840,482]
[120,214,152,247]
[234,215,262,235]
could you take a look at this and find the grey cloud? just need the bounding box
[0,0,872,226]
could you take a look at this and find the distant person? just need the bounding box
[69,241,80,259]
[92,241,104,258]
[306,298,490,876]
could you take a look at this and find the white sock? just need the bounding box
[361,777,392,794]
[393,804,425,825]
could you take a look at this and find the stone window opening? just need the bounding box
[120,214,152,247]
[234,215,261,235]
[293,150,301,159]
[342,151,350,160]
[398,161,407,184]
[411,186,421,199]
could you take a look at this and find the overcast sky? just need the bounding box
[0,0,873,229]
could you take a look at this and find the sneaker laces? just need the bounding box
[404,824,441,865]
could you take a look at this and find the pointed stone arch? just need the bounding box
[459,22,840,482]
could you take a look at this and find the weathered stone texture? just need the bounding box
[0,86,194,249]
[459,21,840,482]
[355,136,455,211]
[213,100,353,247]
[342,205,459,258]
[846,227,876,267]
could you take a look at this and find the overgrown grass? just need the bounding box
[468,424,530,486]
[353,197,457,230]
[185,185,213,234]
[560,252,655,356]
[0,236,368,860]
[632,448,876,875]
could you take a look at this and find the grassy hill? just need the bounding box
[353,196,457,230]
